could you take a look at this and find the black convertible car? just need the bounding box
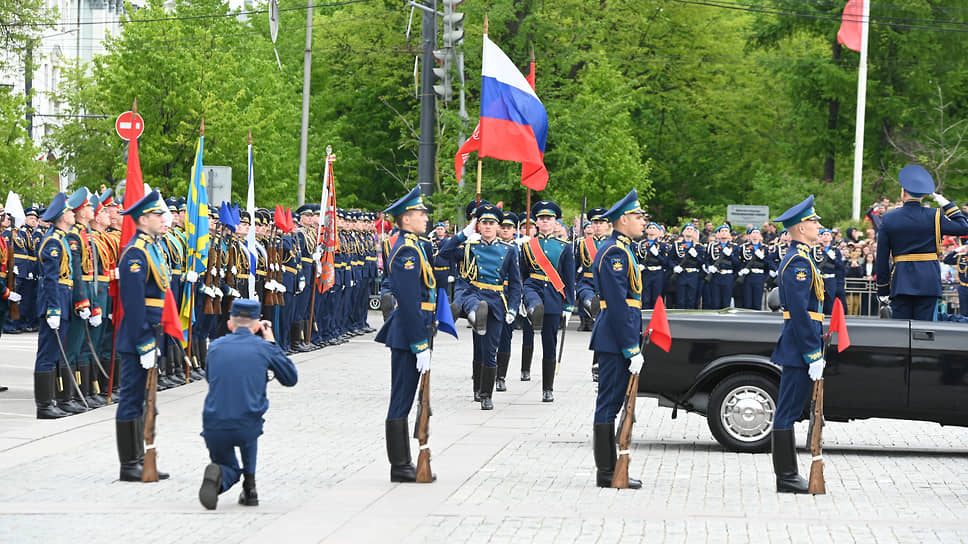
[638,309,968,453]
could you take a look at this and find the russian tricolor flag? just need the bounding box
[479,34,549,191]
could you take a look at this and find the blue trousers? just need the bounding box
[203,428,259,493]
[498,321,513,353]
[538,313,560,361]
[676,273,701,309]
[387,348,419,420]
[741,273,766,310]
[774,366,811,430]
[594,352,631,424]
[116,351,148,421]
[707,274,734,309]
[959,288,968,316]
[641,271,664,309]
[891,295,937,321]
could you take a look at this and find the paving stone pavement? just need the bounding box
[2,315,968,543]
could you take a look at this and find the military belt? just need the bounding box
[646,266,662,271]
[420,302,436,312]
[530,273,550,282]
[365,256,377,261]
[821,273,835,279]
[782,310,823,322]
[716,269,733,274]
[961,281,968,288]
[471,280,504,291]
[600,298,642,310]
[748,268,765,274]
[58,278,73,287]
[301,257,313,263]
[256,270,266,276]
[582,272,593,278]
[684,267,699,273]
[14,254,36,261]
[893,252,939,262]
[285,266,299,274]
[145,297,164,308]
[172,269,182,275]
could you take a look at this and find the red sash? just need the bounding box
[584,236,598,262]
[527,237,566,297]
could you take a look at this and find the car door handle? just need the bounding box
[912,330,935,341]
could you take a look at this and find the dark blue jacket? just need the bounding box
[589,231,643,359]
[771,240,824,368]
[202,327,298,433]
[375,231,436,353]
[117,231,167,356]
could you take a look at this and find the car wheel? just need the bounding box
[369,296,381,311]
[707,373,778,453]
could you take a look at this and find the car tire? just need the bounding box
[707,372,778,453]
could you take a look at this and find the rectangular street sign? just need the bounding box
[727,205,770,226]
[206,166,233,207]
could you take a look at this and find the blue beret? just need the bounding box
[898,165,934,197]
[681,223,696,234]
[714,223,731,234]
[230,298,261,318]
[434,222,446,228]
[746,226,761,234]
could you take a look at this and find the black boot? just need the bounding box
[480,365,496,410]
[117,419,143,482]
[520,345,533,381]
[170,345,187,385]
[472,360,482,402]
[495,352,510,392]
[57,367,88,414]
[34,371,68,419]
[541,359,556,402]
[239,473,259,506]
[199,462,222,510]
[527,302,544,331]
[386,418,417,482]
[594,423,642,489]
[82,365,105,408]
[772,429,808,494]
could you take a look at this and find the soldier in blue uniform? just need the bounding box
[18,207,41,332]
[813,228,845,315]
[637,221,670,310]
[766,228,790,290]
[439,204,522,410]
[114,191,171,482]
[515,211,538,381]
[197,299,298,510]
[589,189,645,489]
[495,210,520,392]
[942,245,968,316]
[770,195,825,494]
[671,224,705,309]
[374,186,437,483]
[575,207,608,332]
[705,224,740,309]
[0,206,23,392]
[520,200,576,402]
[737,226,769,310]
[876,165,968,320]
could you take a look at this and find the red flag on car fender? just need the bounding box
[829,298,850,352]
[647,296,672,352]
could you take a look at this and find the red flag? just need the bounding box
[525,60,535,91]
[161,288,183,340]
[646,296,672,352]
[837,0,863,52]
[455,124,481,185]
[828,298,851,352]
[120,137,145,249]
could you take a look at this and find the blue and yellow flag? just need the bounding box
[180,135,210,342]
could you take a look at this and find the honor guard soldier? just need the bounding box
[704,224,740,309]
[520,200,576,402]
[197,299,298,510]
[33,194,74,418]
[637,221,670,310]
[766,228,790,290]
[670,224,705,309]
[90,194,121,393]
[0,205,23,391]
[516,211,538,380]
[737,226,769,309]
[942,244,968,316]
[575,207,608,331]
[813,228,845,314]
[589,189,645,489]
[770,195,825,494]
[115,191,171,482]
[439,203,522,409]
[374,186,437,483]
[10,207,38,333]
[62,189,100,412]
[876,165,968,320]
[495,210,520,392]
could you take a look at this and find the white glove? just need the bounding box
[723,246,732,256]
[505,310,516,324]
[933,193,951,207]
[265,280,277,292]
[7,291,21,302]
[185,270,199,283]
[140,351,155,370]
[878,295,890,305]
[230,288,241,298]
[13,266,18,275]
[415,350,431,374]
[738,268,749,276]
[638,264,645,271]
[755,249,765,259]
[47,315,60,330]
[89,314,102,327]
[213,287,224,298]
[466,232,482,243]
[252,293,260,302]
[231,266,238,275]
[447,275,455,283]
[649,244,659,256]
[827,249,836,260]
[350,280,356,287]
[27,272,34,280]
[688,247,697,258]
[769,270,777,278]
[78,308,91,320]
[808,359,825,381]
[278,284,287,293]
[461,218,478,238]
[514,235,531,246]
[708,265,718,274]
[561,311,572,325]
[628,353,645,375]
[210,267,218,277]
[673,265,683,274]
[313,248,322,262]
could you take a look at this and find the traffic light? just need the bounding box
[433,49,453,102]
[441,0,465,47]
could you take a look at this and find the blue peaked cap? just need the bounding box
[230,298,261,318]
[898,165,935,197]
[602,189,644,222]
[773,195,821,229]
[384,186,427,217]
[121,190,166,220]
[41,192,68,222]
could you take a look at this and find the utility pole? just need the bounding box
[417,0,437,198]
[296,0,313,206]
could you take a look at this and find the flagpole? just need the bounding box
[476,159,482,207]
[849,0,870,221]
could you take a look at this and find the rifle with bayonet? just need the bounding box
[142,324,163,482]
[414,369,433,483]
[612,330,651,488]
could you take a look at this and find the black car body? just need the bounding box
[638,309,968,452]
